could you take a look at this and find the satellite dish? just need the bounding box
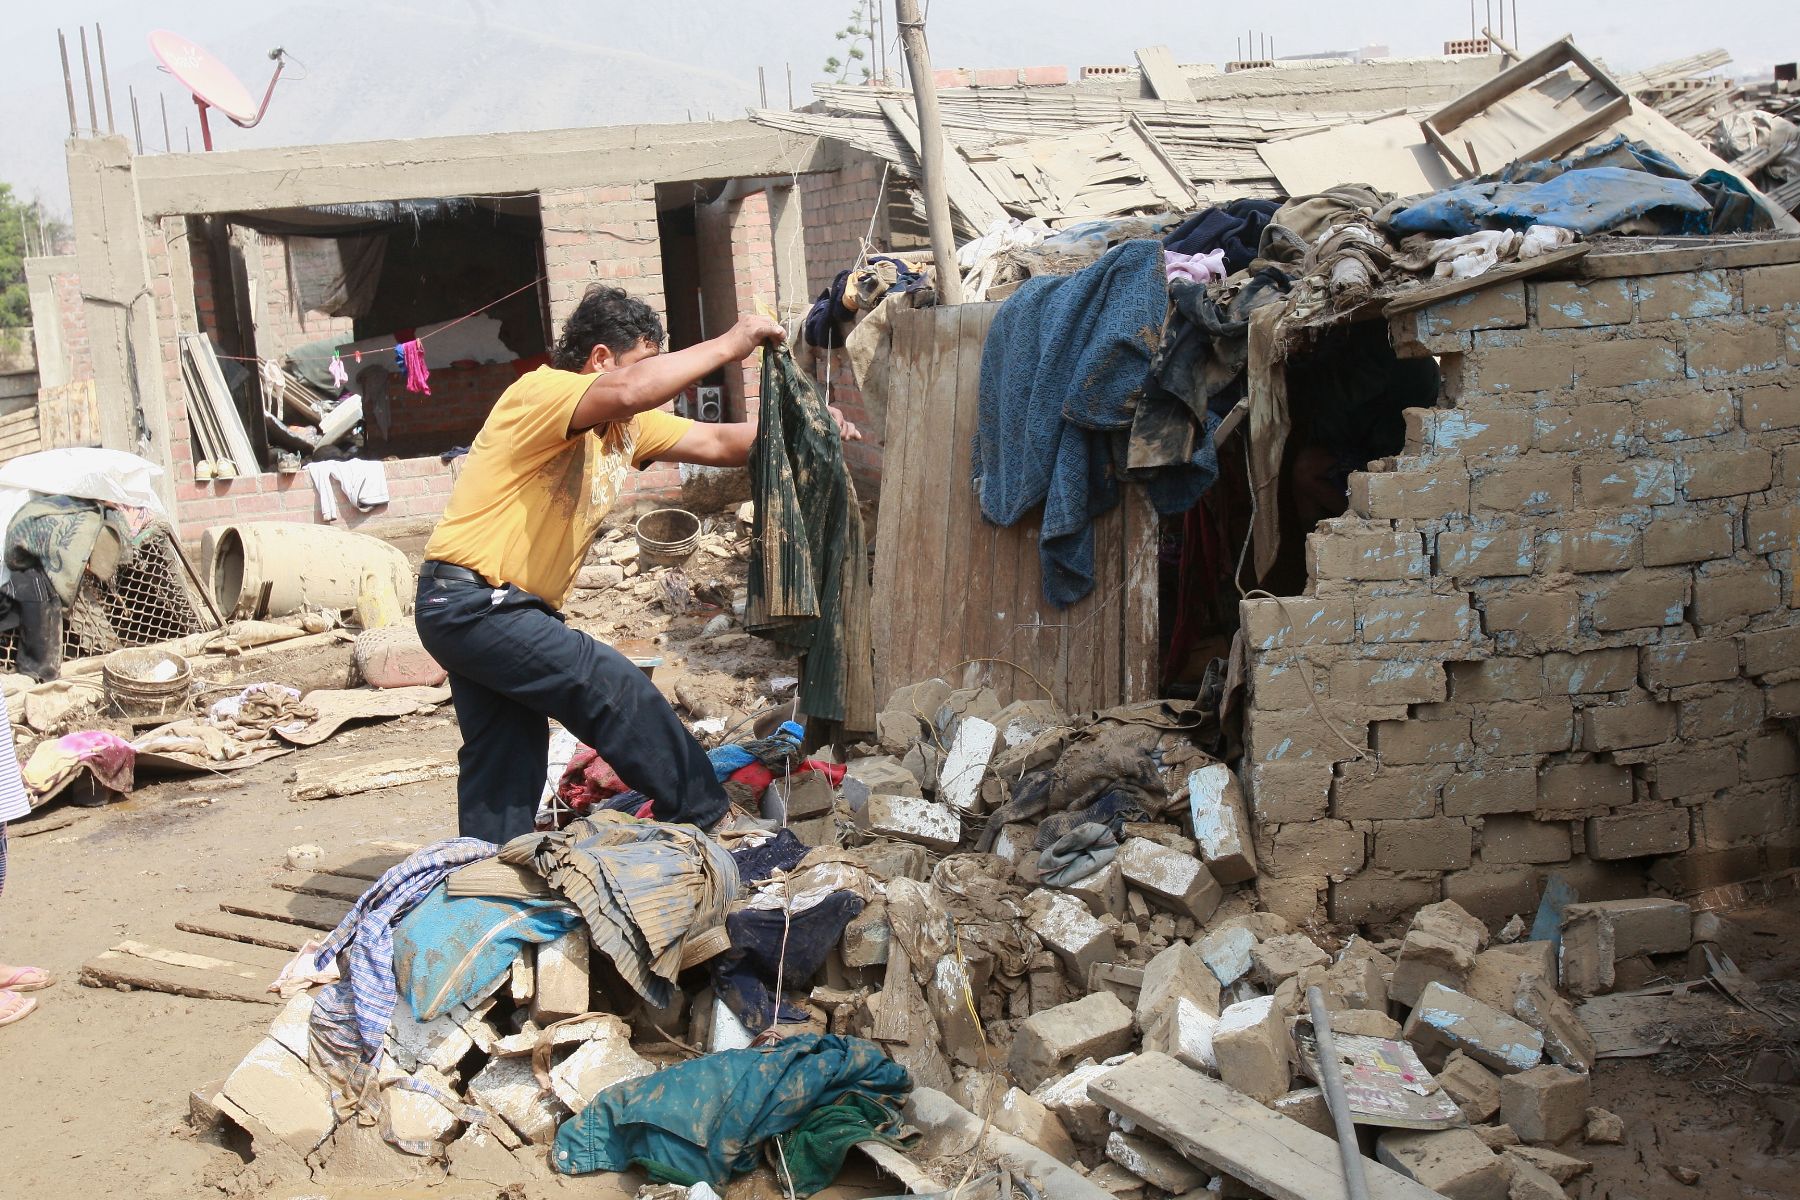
[150,29,287,151]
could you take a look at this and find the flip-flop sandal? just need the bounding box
[0,966,54,992]
[0,989,36,1027]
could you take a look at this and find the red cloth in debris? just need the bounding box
[558,747,629,811]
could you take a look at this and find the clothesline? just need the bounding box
[207,274,548,368]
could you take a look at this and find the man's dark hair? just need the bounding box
[551,284,665,369]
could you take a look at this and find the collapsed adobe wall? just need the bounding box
[1241,256,1800,930]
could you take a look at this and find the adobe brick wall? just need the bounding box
[1241,259,1800,929]
[50,266,94,384]
[798,156,890,496]
[251,232,357,361]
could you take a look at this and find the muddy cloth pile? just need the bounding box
[715,849,878,1032]
[974,239,1220,607]
[1385,136,1764,237]
[745,349,875,730]
[1162,198,1281,274]
[553,1033,911,1191]
[499,812,738,1008]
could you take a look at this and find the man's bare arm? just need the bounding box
[658,407,864,469]
[568,315,783,435]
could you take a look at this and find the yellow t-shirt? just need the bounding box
[423,366,692,606]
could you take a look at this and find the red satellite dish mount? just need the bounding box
[150,29,287,151]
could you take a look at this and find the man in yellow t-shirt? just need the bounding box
[415,285,859,843]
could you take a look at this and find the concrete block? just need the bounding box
[1437,526,1536,578]
[1008,991,1134,1091]
[1443,768,1537,817]
[1268,821,1366,878]
[546,1015,653,1112]
[856,795,961,852]
[1328,872,1439,925]
[1373,717,1476,765]
[1584,808,1690,861]
[1570,898,1692,957]
[1541,648,1638,695]
[1377,1128,1511,1200]
[1464,943,1557,1013]
[1029,1057,1119,1145]
[1138,941,1221,1036]
[1585,1107,1624,1144]
[1331,1008,1402,1038]
[1513,1146,1591,1185]
[1472,461,1573,517]
[1511,974,1597,1074]
[1329,658,1448,705]
[1251,932,1329,989]
[938,716,997,814]
[1590,571,1689,634]
[845,755,923,798]
[1391,929,1478,1008]
[1308,526,1429,581]
[1324,939,1390,1011]
[1483,589,1579,647]
[1403,982,1545,1075]
[1478,816,1572,866]
[1269,1086,1334,1136]
[1556,909,1614,997]
[1643,512,1734,567]
[1693,565,1782,624]
[1062,860,1128,920]
[1475,701,1574,757]
[1537,761,1633,817]
[1146,995,1220,1072]
[1579,459,1676,507]
[220,1037,337,1155]
[994,1087,1077,1161]
[1026,891,1118,981]
[1444,868,1542,926]
[1117,838,1222,922]
[1439,1050,1502,1122]
[1535,278,1632,328]
[1500,1065,1589,1145]
[842,899,891,968]
[1375,818,1474,871]
[1187,764,1257,884]
[1505,1152,1572,1200]
[468,1055,565,1145]
[1332,761,1449,820]
[1107,1131,1206,1193]
[1531,402,1633,453]
[1240,596,1354,648]
[1213,995,1291,1103]
[1639,388,1737,443]
[1198,924,1258,987]
[532,930,590,1025]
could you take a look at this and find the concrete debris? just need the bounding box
[1506,1144,1591,1184]
[218,1036,337,1154]
[1376,1128,1510,1200]
[1212,994,1291,1103]
[1499,1065,1590,1146]
[990,1086,1079,1160]
[1009,991,1135,1091]
[1027,890,1119,980]
[1106,1130,1207,1193]
[1250,932,1329,989]
[1328,1008,1402,1038]
[1198,924,1258,986]
[1030,1056,1124,1145]
[1583,1106,1624,1145]
[1504,1152,1570,1200]
[546,1015,653,1112]
[1116,838,1222,923]
[1186,764,1258,884]
[1438,1050,1503,1123]
[1270,1086,1333,1136]
[1403,982,1545,1075]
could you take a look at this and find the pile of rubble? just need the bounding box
[199,674,1720,1199]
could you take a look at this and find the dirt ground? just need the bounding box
[0,515,1796,1197]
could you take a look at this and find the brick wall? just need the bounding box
[798,157,890,495]
[50,266,94,384]
[175,453,461,530]
[540,185,666,330]
[252,232,357,360]
[1241,258,1800,930]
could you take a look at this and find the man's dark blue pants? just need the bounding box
[414,575,728,843]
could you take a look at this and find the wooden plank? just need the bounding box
[878,99,1010,232]
[937,304,986,687]
[273,871,370,903]
[177,910,316,954]
[899,308,959,687]
[290,749,458,801]
[957,307,1004,692]
[1382,244,1592,315]
[219,890,352,932]
[136,927,296,973]
[305,849,410,883]
[1089,1052,1447,1200]
[875,309,929,698]
[1575,236,1800,279]
[1133,46,1190,103]
[80,949,281,1005]
[1121,486,1159,703]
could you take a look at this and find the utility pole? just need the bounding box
[894,0,963,305]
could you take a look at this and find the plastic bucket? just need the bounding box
[634,508,701,569]
[102,647,193,720]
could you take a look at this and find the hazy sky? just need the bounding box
[3,0,1796,215]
